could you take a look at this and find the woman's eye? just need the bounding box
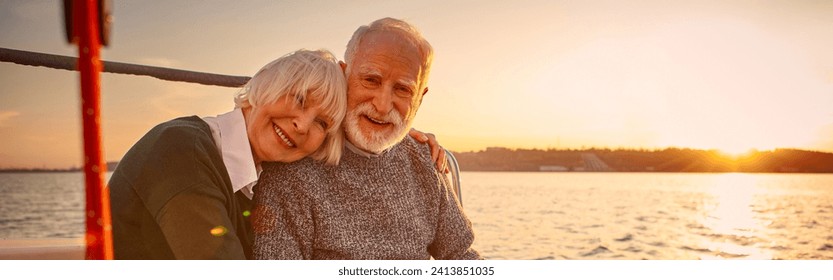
[315,118,329,130]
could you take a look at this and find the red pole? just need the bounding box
[74,0,113,260]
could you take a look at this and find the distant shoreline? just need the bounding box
[453,147,833,173]
[4,147,833,174]
[0,162,119,173]
[0,169,83,173]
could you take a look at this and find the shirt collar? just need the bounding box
[344,139,390,158]
[203,108,260,199]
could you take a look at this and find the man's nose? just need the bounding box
[371,87,394,115]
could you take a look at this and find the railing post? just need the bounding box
[70,0,113,260]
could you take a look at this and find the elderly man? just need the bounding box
[253,18,480,260]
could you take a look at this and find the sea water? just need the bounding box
[463,172,833,260]
[1,172,832,259]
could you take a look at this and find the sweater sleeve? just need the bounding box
[252,162,314,259]
[427,158,482,260]
[156,183,248,259]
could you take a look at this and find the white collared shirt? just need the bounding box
[202,108,260,200]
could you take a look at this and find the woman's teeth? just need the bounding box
[273,124,295,147]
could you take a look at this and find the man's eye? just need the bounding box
[362,77,381,86]
[395,86,414,97]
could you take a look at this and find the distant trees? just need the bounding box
[452,148,833,173]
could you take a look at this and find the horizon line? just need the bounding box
[2,146,830,170]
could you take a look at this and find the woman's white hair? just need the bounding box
[344,17,434,92]
[234,49,347,165]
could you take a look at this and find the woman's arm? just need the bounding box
[156,185,248,259]
[409,128,449,173]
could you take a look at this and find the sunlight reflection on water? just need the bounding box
[463,172,833,260]
[698,173,772,259]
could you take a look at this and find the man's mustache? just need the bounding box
[351,102,403,126]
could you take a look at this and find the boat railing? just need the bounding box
[0,47,250,88]
[446,150,464,207]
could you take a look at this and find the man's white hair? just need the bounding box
[344,17,434,92]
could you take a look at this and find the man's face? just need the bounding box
[343,31,426,153]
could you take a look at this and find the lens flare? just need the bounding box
[210,226,228,237]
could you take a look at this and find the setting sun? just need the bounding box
[717,147,757,159]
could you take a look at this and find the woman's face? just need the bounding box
[243,93,334,164]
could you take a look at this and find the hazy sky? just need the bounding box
[1,0,832,168]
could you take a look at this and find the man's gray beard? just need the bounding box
[344,102,412,154]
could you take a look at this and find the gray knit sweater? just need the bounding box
[253,136,481,260]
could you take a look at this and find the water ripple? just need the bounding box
[680,246,712,254]
[614,234,633,242]
[817,244,833,251]
[581,246,613,257]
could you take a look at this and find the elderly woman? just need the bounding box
[109,49,445,260]
[108,49,347,259]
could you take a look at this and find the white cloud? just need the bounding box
[0,111,21,127]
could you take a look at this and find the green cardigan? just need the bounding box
[109,116,253,259]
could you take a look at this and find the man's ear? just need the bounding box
[417,87,428,107]
[339,61,347,74]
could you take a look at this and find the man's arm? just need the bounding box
[427,169,482,260]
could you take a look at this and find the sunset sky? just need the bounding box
[1,0,833,168]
